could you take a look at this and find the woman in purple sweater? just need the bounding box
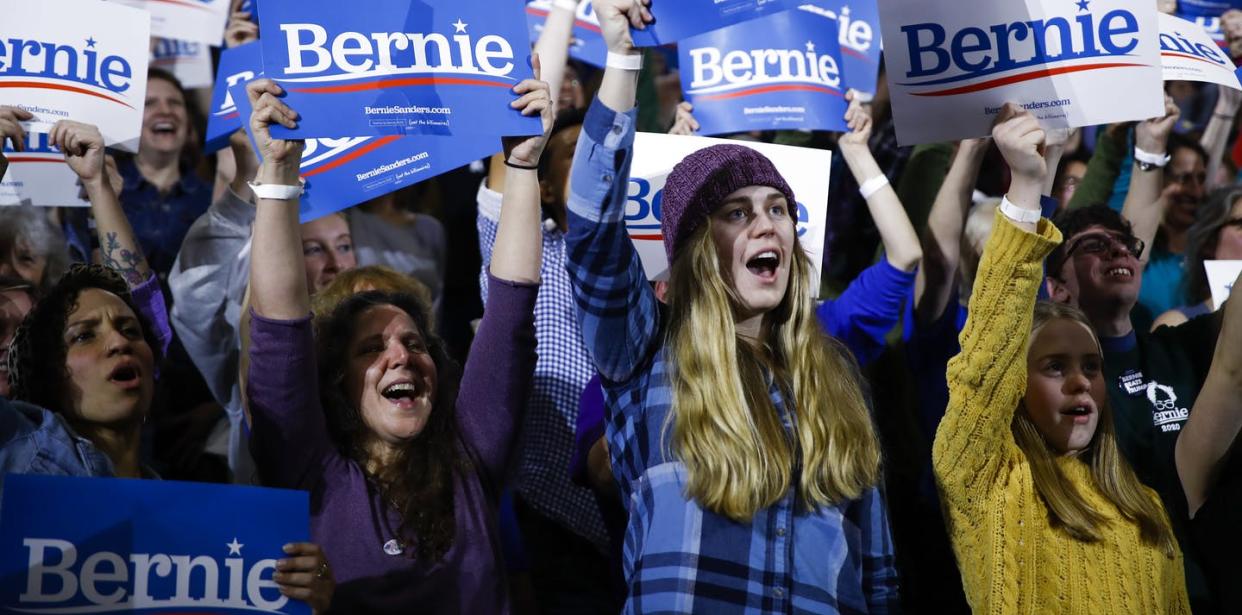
[242,69,552,613]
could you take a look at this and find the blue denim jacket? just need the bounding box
[0,398,113,490]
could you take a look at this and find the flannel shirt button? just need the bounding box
[612,124,623,135]
[775,527,787,537]
[603,174,613,183]
[773,588,785,598]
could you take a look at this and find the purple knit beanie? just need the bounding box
[661,144,796,262]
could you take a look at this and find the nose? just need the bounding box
[750,208,777,237]
[104,326,133,357]
[384,340,410,368]
[1064,369,1091,395]
[322,251,339,275]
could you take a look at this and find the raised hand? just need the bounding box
[992,104,1047,186]
[225,10,260,48]
[668,101,699,135]
[838,91,873,149]
[245,79,304,185]
[1134,95,1180,155]
[593,0,653,53]
[502,55,555,169]
[0,106,32,152]
[48,120,107,188]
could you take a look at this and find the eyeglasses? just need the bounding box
[1061,231,1145,265]
[1166,170,1207,187]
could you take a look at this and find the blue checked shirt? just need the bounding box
[565,98,900,613]
[477,182,611,549]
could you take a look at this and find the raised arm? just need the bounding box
[933,105,1062,509]
[1122,97,1180,266]
[246,79,308,321]
[489,63,552,284]
[837,94,921,273]
[1201,88,1242,192]
[913,138,988,324]
[1177,270,1242,517]
[534,0,576,116]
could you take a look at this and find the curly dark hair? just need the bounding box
[315,290,465,562]
[1047,204,1137,278]
[8,264,163,413]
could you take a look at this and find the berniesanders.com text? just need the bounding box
[985,99,1072,115]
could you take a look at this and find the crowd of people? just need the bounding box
[6,0,1242,612]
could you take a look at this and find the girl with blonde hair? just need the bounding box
[935,104,1187,613]
[561,0,901,610]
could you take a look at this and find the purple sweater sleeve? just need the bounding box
[129,273,172,358]
[245,311,335,489]
[456,272,539,487]
[816,260,916,366]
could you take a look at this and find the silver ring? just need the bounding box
[316,561,329,580]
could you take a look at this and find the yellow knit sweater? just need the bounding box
[932,213,1190,614]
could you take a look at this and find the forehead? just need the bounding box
[145,78,184,102]
[1030,318,1101,358]
[1067,224,1120,245]
[300,215,350,241]
[1170,146,1205,170]
[351,304,420,339]
[68,288,135,321]
[721,185,785,203]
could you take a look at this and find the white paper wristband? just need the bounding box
[248,178,306,201]
[1134,146,1171,168]
[552,0,578,10]
[999,196,1041,224]
[858,175,889,199]
[606,51,643,71]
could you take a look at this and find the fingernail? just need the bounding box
[273,572,284,581]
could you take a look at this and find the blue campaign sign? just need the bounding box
[0,475,310,615]
[230,84,498,223]
[630,0,796,47]
[205,42,263,153]
[801,0,881,96]
[258,0,541,139]
[680,6,849,135]
[525,1,607,67]
[1177,0,1242,46]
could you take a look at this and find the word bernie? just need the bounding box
[688,43,841,91]
[0,37,133,94]
[901,9,1141,79]
[18,537,287,613]
[278,22,516,76]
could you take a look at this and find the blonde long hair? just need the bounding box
[1014,301,1176,555]
[666,221,881,521]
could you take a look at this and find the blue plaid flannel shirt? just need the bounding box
[564,98,900,613]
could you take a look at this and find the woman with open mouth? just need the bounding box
[241,62,551,612]
[934,103,1188,613]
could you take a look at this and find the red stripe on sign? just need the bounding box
[148,0,213,10]
[695,83,843,101]
[842,47,869,61]
[289,77,513,94]
[631,234,663,240]
[301,135,402,178]
[911,63,1147,97]
[1161,51,1229,67]
[0,81,134,109]
[5,157,63,163]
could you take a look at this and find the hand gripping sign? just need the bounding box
[800,0,882,97]
[0,0,150,152]
[878,0,1165,145]
[109,0,231,46]
[627,132,830,292]
[231,83,498,223]
[0,475,311,615]
[0,132,90,207]
[526,0,607,67]
[680,6,850,135]
[205,42,262,153]
[1176,0,1242,49]
[629,0,797,47]
[258,0,542,140]
[1160,13,1242,90]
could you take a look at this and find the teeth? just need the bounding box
[756,251,777,260]
[383,383,416,395]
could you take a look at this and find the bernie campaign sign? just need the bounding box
[680,6,850,135]
[878,0,1165,145]
[151,38,213,90]
[1176,0,1242,48]
[526,0,607,67]
[0,475,311,615]
[627,132,830,291]
[109,0,231,46]
[800,0,881,97]
[205,42,262,153]
[0,132,90,207]
[231,83,498,223]
[0,0,151,152]
[258,0,542,139]
[1160,13,1242,90]
[630,0,796,47]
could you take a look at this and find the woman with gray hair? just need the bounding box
[1152,186,1242,330]
[0,205,69,292]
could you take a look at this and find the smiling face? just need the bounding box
[300,215,356,294]
[1164,146,1208,232]
[1024,318,1106,455]
[343,304,439,452]
[1049,225,1143,312]
[140,77,189,157]
[708,185,797,324]
[60,288,155,427]
[0,237,47,288]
